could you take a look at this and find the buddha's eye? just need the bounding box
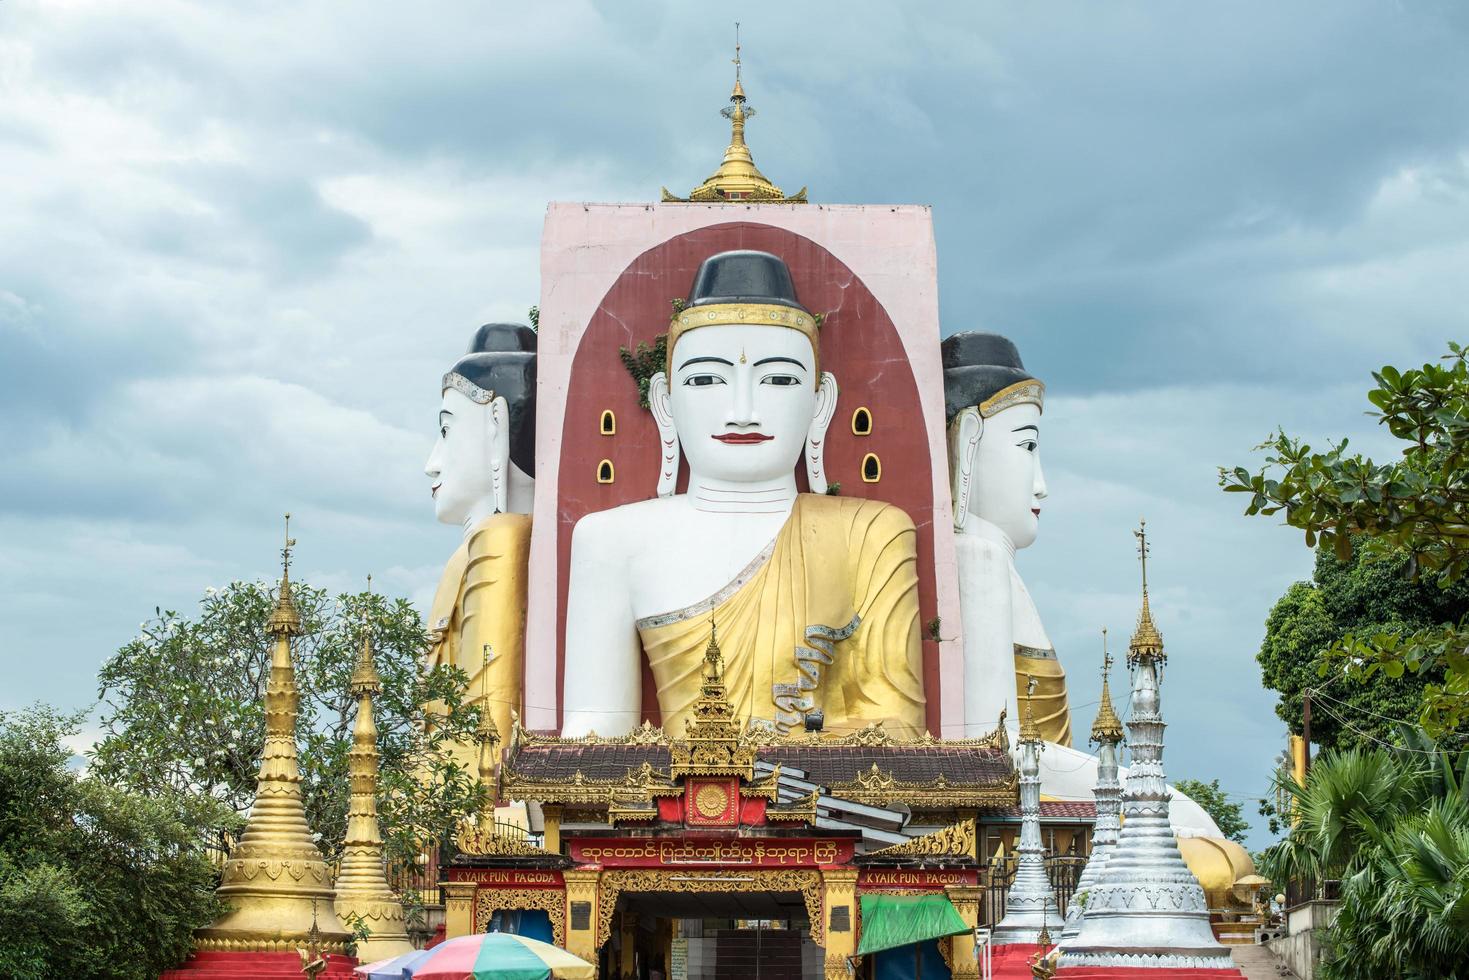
[683,374,727,387]
[440,425,449,438]
[1018,439,1038,453]
[760,374,802,387]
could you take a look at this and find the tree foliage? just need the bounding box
[0,705,226,980]
[1259,727,1469,979]
[1256,544,1467,752]
[1222,341,1469,735]
[1171,778,1249,843]
[91,580,488,867]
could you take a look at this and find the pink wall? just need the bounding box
[527,203,962,735]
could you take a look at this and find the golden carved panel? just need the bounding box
[596,869,824,949]
[473,888,566,949]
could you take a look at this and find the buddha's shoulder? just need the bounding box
[572,496,687,544]
[466,512,532,554]
[796,493,916,534]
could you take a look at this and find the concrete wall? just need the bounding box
[1264,901,1339,980]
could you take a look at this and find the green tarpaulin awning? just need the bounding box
[855,893,972,956]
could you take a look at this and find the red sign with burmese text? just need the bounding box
[570,837,854,868]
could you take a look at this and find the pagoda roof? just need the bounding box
[499,719,1018,813]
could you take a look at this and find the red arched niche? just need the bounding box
[555,222,940,733]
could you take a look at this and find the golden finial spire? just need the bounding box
[670,618,755,779]
[731,21,745,101]
[350,576,381,696]
[660,25,807,204]
[1128,519,1165,665]
[1019,673,1041,743]
[266,513,302,636]
[1090,628,1125,744]
[194,523,350,953]
[703,614,725,683]
[333,573,413,958]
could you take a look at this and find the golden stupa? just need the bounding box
[332,594,413,959]
[661,28,807,204]
[1090,631,1125,745]
[195,518,351,953]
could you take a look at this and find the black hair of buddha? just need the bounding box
[447,323,537,477]
[687,249,809,313]
[940,331,1041,424]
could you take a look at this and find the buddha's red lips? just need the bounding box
[431,483,441,498]
[712,433,774,444]
[1033,508,1041,517]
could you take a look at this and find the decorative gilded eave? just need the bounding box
[766,788,821,823]
[661,32,807,205]
[866,819,978,862]
[827,764,1020,810]
[739,715,1010,753]
[455,822,560,858]
[500,761,683,809]
[510,717,670,749]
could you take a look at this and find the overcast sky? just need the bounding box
[4,1,1468,848]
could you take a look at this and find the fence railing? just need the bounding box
[979,852,1090,925]
[1284,876,1340,909]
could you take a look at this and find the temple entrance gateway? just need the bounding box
[614,890,820,980]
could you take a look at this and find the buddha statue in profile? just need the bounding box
[943,331,1227,839]
[424,323,536,761]
[560,250,926,738]
[943,332,1071,744]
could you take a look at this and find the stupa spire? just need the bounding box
[1061,528,1232,968]
[1128,519,1165,665]
[1019,673,1041,744]
[660,24,808,204]
[333,578,413,959]
[1090,629,1125,745]
[992,673,1062,942]
[1059,630,1127,945]
[194,518,351,953]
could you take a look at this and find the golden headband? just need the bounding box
[978,379,1045,418]
[667,303,820,376]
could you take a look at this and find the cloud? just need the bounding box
[3,0,1467,848]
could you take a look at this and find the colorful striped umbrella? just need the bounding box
[356,948,433,980]
[403,934,594,980]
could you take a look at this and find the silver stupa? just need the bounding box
[1061,522,1234,969]
[990,676,1064,944]
[1058,630,1126,945]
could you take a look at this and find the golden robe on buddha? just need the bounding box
[1015,645,1072,747]
[636,494,926,737]
[427,512,531,766]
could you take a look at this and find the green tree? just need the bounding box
[91,580,488,868]
[1222,341,1469,735]
[1172,778,1249,843]
[1256,545,1466,752]
[0,705,226,980]
[1259,727,1469,979]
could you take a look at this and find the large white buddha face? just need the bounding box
[424,387,508,525]
[970,402,1047,549]
[658,324,825,484]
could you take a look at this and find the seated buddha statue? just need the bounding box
[943,331,1224,838]
[424,323,536,762]
[561,250,926,738]
[942,332,1071,744]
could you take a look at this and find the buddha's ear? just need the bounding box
[489,395,511,514]
[648,372,679,498]
[948,407,982,531]
[805,371,839,494]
